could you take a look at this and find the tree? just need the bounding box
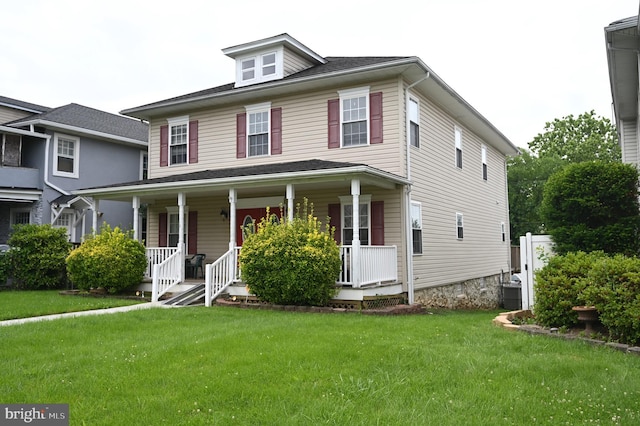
[528,110,620,163]
[507,111,620,244]
[540,161,640,256]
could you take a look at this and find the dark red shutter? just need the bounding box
[188,211,197,254]
[328,203,341,244]
[158,213,167,247]
[371,201,384,245]
[160,125,168,166]
[328,99,340,149]
[370,92,383,144]
[271,107,282,155]
[236,113,247,158]
[188,121,198,164]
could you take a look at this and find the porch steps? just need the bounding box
[162,284,206,306]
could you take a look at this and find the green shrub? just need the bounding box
[0,251,10,286]
[66,224,147,293]
[534,251,607,327]
[582,255,640,345]
[6,224,71,290]
[239,200,341,306]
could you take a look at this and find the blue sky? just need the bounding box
[1,0,638,148]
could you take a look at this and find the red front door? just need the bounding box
[236,208,267,247]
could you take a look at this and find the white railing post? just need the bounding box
[205,263,212,307]
[152,264,159,302]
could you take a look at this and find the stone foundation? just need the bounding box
[414,273,508,309]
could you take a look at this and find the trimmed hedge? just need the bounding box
[5,224,71,290]
[66,224,147,294]
[239,200,341,306]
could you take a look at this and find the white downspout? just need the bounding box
[404,73,430,305]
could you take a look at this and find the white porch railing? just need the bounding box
[145,247,179,278]
[151,247,182,302]
[337,245,397,287]
[205,248,241,307]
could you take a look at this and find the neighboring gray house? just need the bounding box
[77,33,519,308]
[0,96,148,243]
[605,11,640,165]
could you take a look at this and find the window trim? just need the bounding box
[165,206,189,249]
[411,201,423,255]
[338,86,370,148]
[481,145,488,181]
[454,126,463,169]
[339,194,372,245]
[245,102,272,157]
[53,133,80,178]
[456,212,464,240]
[408,96,420,148]
[235,47,283,87]
[10,207,31,226]
[167,116,189,166]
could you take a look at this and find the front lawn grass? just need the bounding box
[0,290,145,320]
[1,307,639,425]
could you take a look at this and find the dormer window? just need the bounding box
[235,48,283,87]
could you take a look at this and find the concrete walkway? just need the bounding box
[0,302,177,327]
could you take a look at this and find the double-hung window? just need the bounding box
[501,222,506,242]
[262,52,276,76]
[409,98,420,148]
[168,117,188,166]
[411,201,422,254]
[481,145,488,180]
[454,127,463,169]
[246,103,271,157]
[456,212,464,239]
[54,133,79,178]
[166,209,188,248]
[235,49,282,87]
[340,195,371,245]
[339,87,369,147]
[241,58,255,81]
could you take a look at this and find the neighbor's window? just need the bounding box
[54,133,79,178]
[482,145,488,180]
[340,87,369,147]
[501,222,506,242]
[411,201,422,254]
[10,208,30,225]
[455,126,462,169]
[409,98,420,148]
[456,212,464,239]
[168,116,188,165]
[246,103,271,157]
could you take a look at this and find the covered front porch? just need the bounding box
[76,160,410,306]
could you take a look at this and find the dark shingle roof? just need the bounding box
[81,159,399,191]
[9,103,148,142]
[127,57,411,111]
[0,96,52,114]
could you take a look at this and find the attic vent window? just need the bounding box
[235,47,283,87]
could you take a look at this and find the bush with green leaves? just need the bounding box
[5,224,71,290]
[66,224,147,293]
[540,161,640,256]
[534,251,607,327]
[239,200,341,306]
[582,254,640,345]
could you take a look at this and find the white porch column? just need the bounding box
[351,179,361,288]
[178,192,186,282]
[286,184,295,222]
[228,188,237,251]
[92,199,99,234]
[132,196,140,242]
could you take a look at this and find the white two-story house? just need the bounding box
[76,34,519,308]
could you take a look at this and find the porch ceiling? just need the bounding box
[74,159,409,203]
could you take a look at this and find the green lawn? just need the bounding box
[1,306,639,425]
[0,290,145,320]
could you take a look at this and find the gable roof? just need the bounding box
[7,103,148,146]
[0,96,51,115]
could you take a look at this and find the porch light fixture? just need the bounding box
[220,209,229,220]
